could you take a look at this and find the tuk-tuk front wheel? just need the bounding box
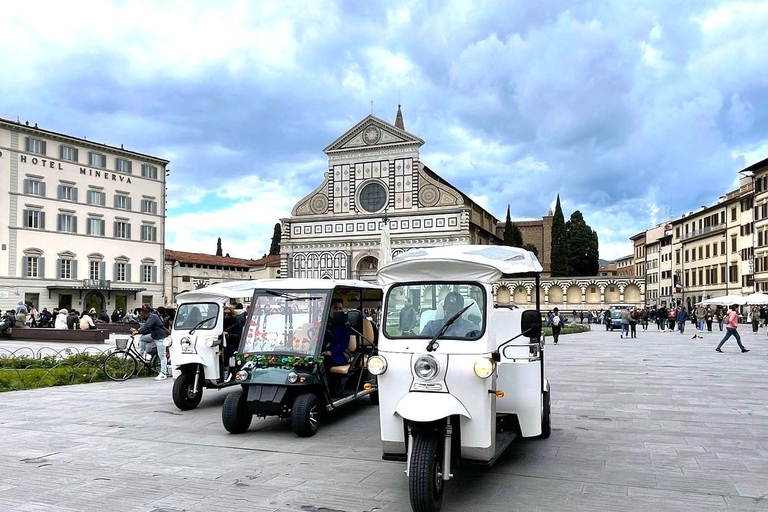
[291,393,320,437]
[172,370,203,411]
[222,389,252,434]
[408,433,444,512]
[538,387,551,439]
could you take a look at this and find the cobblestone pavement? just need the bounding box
[1,326,767,511]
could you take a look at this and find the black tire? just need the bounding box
[291,393,320,437]
[103,351,137,381]
[408,433,444,512]
[539,387,551,439]
[222,390,252,434]
[369,390,379,405]
[173,370,203,410]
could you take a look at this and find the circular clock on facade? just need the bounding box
[363,126,381,145]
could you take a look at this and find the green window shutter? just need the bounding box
[100,219,105,235]
[72,260,78,280]
[23,210,29,228]
[40,182,46,196]
[39,257,45,278]
[151,265,157,283]
[41,141,47,155]
[126,197,132,210]
[57,214,63,231]
[99,262,106,280]
[23,180,30,194]
[73,188,78,202]
[72,216,77,233]
[126,224,131,239]
[113,262,118,280]
[56,258,62,278]
[22,257,28,277]
[126,264,132,282]
[40,212,45,230]
[25,137,30,151]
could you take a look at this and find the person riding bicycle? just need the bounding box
[130,305,169,380]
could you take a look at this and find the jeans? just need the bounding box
[717,328,744,350]
[621,324,629,336]
[678,322,685,334]
[139,334,167,374]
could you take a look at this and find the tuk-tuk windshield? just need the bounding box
[174,303,219,331]
[240,290,329,355]
[383,283,485,339]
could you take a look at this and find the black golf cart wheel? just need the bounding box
[538,387,551,439]
[291,393,320,437]
[222,390,252,434]
[369,390,379,405]
[103,351,137,381]
[408,432,444,512]
[173,370,203,411]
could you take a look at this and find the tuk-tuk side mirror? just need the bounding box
[521,309,542,339]
[346,309,363,334]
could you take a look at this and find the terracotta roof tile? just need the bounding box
[165,250,280,268]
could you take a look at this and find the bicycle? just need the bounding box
[103,334,171,382]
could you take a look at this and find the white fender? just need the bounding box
[395,393,472,422]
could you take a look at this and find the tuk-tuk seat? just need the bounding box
[329,334,357,374]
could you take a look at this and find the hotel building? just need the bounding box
[0,117,168,314]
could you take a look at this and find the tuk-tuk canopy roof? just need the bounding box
[253,278,381,291]
[377,245,543,286]
[175,279,266,303]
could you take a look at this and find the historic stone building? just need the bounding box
[494,277,644,310]
[280,107,502,281]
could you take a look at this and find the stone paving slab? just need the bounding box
[0,326,767,511]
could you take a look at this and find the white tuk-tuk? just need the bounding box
[167,280,263,410]
[369,245,549,512]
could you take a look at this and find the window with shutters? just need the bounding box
[115,158,132,174]
[115,262,127,281]
[26,256,39,277]
[26,137,46,155]
[713,243,718,256]
[114,221,130,239]
[141,164,158,179]
[141,199,157,214]
[58,185,77,201]
[60,259,72,279]
[24,179,44,196]
[87,189,105,206]
[705,245,710,258]
[114,195,130,210]
[86,217,105,236]
[89,152,106,168]
[23,209,44,229]
[89,261,101,280]
[140,224,157,242]
[60,145,78,162]
[141,264,155,283]
[58,213,76,233]
[731,236,737,253]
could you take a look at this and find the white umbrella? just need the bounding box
[745,292,768,305]
[698,295,747,306]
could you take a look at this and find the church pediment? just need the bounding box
[323,115,424,154]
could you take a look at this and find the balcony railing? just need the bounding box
[681,224,725,241]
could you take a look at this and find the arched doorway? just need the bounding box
[357,256,379,282]
[84,291,105,313]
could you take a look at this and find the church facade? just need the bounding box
[279,108,501,281]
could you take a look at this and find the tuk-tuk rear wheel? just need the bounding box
[222,390,252,434]
[172,371,203,411]
[538,387,551,439]
[408,433,444,512]
[291,393,320,437]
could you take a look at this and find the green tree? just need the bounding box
[566,210,599,276]
[503,205,524,247]
[550,195,568,276]
[269,223,282,256]
[216,237,223,256]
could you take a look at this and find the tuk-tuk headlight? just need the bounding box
[162,337,173,347]
[414,355,439,381]
[235,370,249,382]
[367,355,387,375]
[204,337,220,347]
[287,371,299,383]
[473,358,495,379]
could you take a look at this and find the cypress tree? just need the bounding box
[216,237,223,257]
[503,205,524,247]
[269,223,282,255]
[566,211,600,276]
[550,195,568,276]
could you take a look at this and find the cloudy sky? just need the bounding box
[2,1,767,260]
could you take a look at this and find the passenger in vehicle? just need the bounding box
[323,299,350,370]
[420,292,480,338]
[184,307,202,329]
[222,306,242,363]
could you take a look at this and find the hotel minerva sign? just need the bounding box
[18,154,133,183]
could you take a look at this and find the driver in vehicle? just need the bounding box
[322,299,350,370]
[420,291,480,337]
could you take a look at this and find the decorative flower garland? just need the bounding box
[236,352,314,370]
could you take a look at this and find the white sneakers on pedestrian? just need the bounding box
[154,373,167,381]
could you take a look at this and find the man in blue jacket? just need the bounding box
[130,305,168,380]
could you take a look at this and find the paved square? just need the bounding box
[1,325,767,511]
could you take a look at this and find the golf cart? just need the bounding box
[222,279,382,437]
[370,245,550,512]
[167,280,263,410]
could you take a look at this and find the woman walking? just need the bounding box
[750,307,760,333]
[716,304,749,353]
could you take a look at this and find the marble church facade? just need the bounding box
[280,108,501,282]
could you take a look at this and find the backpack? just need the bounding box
[552,315,560,327]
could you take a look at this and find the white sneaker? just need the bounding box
[154,373,167,381]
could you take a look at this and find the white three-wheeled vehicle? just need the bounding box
[369,245,550,512]
[167,280,262,410]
